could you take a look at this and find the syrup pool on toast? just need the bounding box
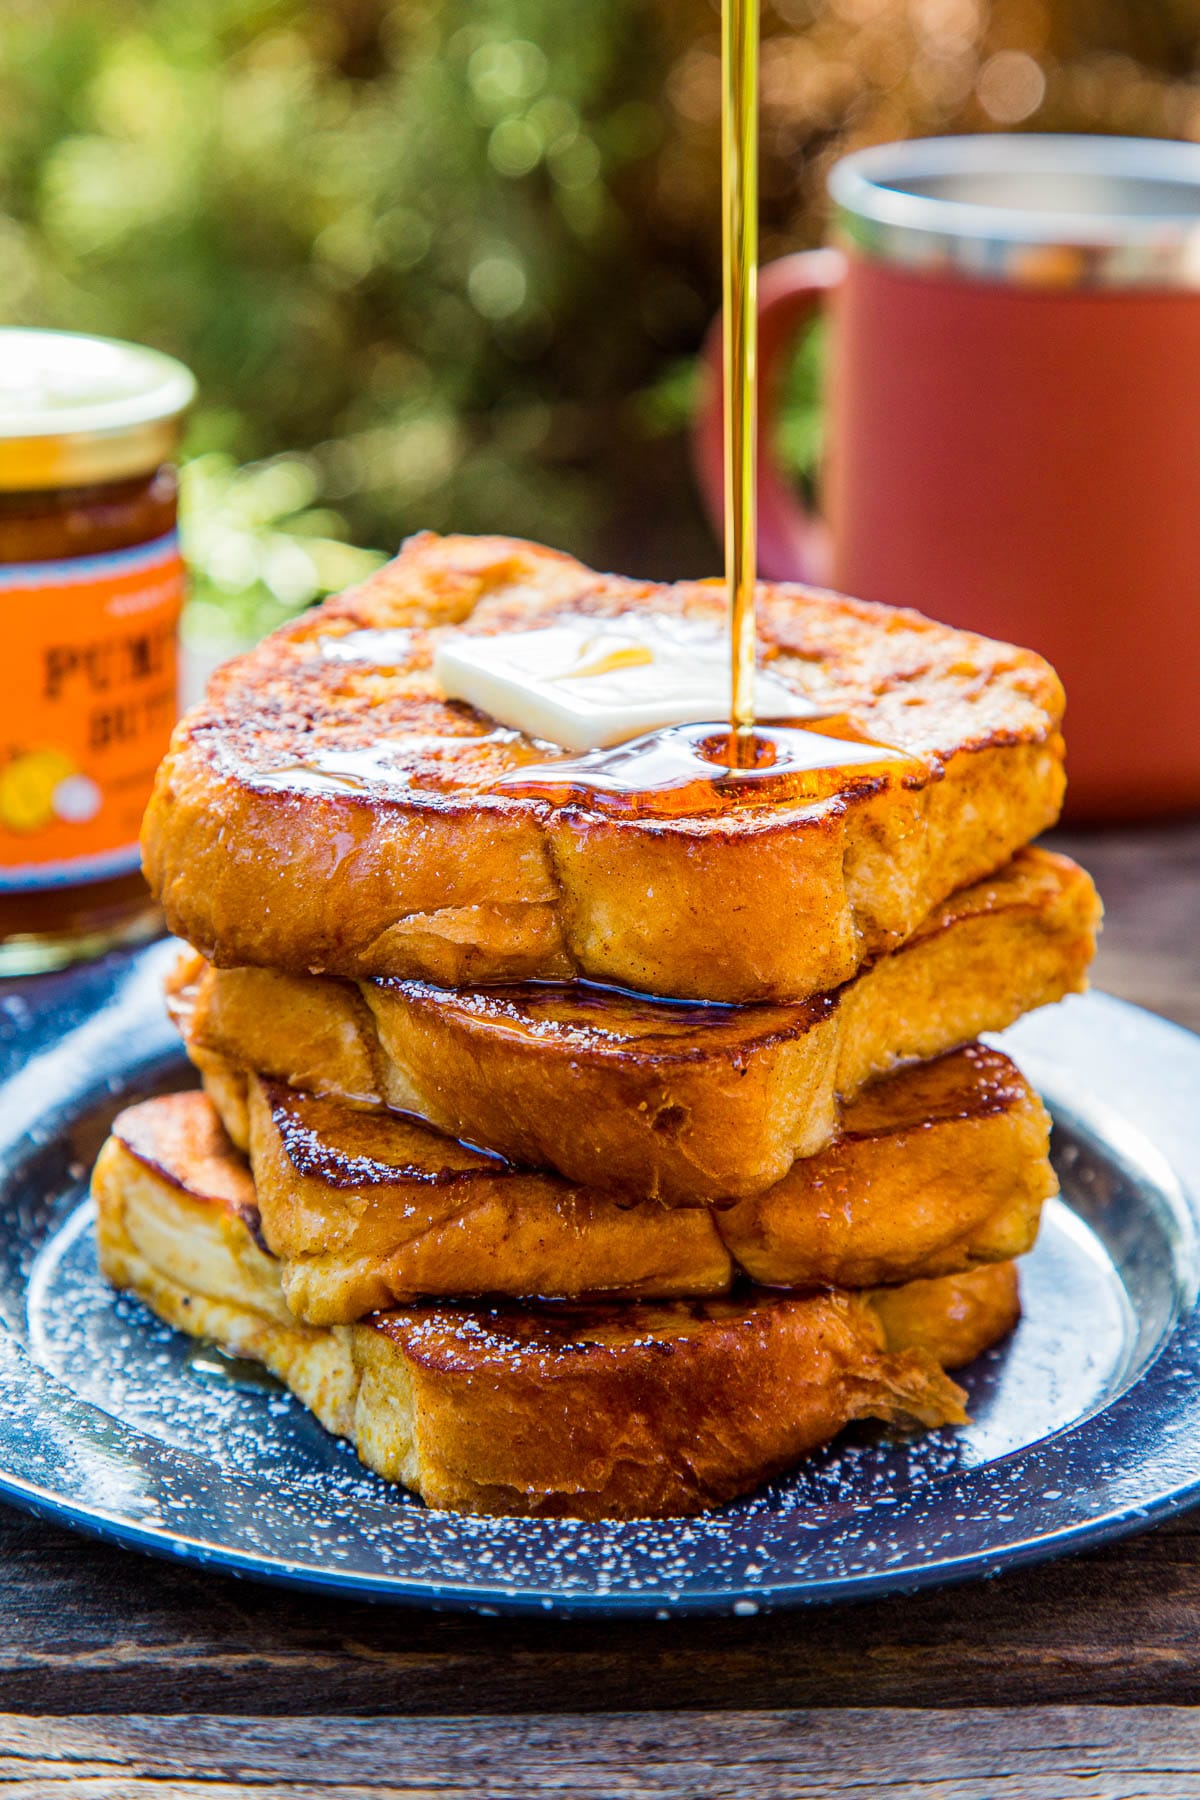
[491,718,912,818]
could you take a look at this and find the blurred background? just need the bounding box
[3,0,1198,660]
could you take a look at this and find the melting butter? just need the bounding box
[433,616,819,752]
[557,635,655,681]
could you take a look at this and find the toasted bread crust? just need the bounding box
[170,1047,1053,1320]
[143,533,1066,1001]
[94,1093,1021,1517]
[354,1288,959,1519]
[169,848,1097,1202]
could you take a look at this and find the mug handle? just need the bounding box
[692,248,846,584]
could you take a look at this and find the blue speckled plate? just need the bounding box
[0,942,1198,1616]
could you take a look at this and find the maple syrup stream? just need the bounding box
[723,0,760,768]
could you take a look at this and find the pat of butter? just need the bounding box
[433,617,818,751]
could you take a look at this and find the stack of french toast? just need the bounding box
[94,532,1100,1519]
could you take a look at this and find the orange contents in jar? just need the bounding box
[0,330,194,974]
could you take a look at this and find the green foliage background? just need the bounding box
[2,0,1197,637]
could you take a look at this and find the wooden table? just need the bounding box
[2,822,1198,1797]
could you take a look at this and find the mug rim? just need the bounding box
[829,134,1200,287]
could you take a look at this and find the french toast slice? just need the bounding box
[169,847,1098,1203]
[94,1091,1020,1517]
[142,532,1066,1002]
[187,1046,1052,1321]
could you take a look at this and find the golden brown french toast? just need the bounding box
[142,532,1066,1002]
[183,1046,1052,1320]
[169,847,1097,1203]
[94,1092,1020,1517]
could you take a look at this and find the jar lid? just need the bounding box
[0,328,196,490]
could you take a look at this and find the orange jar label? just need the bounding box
[0,532,183,890]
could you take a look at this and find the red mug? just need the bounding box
[694,134,1200,819]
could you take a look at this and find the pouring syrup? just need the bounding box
[490,3,907,817]
[388,5,900,820]
[723,0,760,769]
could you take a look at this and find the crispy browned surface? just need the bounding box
[180,1047,1053,1320]
[360,1261,1020,1518]
[94,1095,1024,1518]
[355,1286,960,1520]
[108,1088,257,1219]
[170,847,1097,1202]
[143,532,1066,1002]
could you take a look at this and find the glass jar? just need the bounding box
[0,329,195,974]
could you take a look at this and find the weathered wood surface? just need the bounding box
[1051,821,1200,1032]
[4,1498,1200,1715]
[0,822,1196,1791]
[2,1706,1200,1797]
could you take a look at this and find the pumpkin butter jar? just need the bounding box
[0,329,195,973]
